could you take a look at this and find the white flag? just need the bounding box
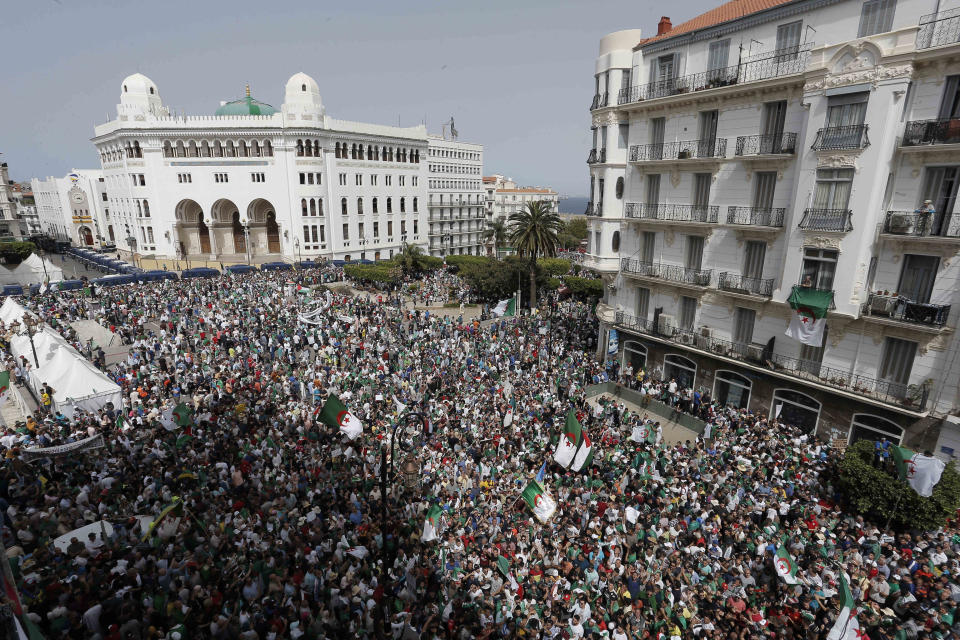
[553,435,577,468]
[570,434,594,472]
[785,309,826,346]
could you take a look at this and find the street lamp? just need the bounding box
[295,238,301,266]
[243,225,251,265]
[125,235,138,267]
[22,316,40,367]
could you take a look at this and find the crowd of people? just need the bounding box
[0,264,956,640]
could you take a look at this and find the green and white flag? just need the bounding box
[892,445,945,498]
[774,544,799,584]
[497,555,519,590]
[0,371,10,406]
[553,411,582,468]
[422,504,444,543]
[172,402,193,427]
[521,479,557,523]
[785,285,833,346]
[570,430,594,472]
[493,295,517,317]
[630,422,656,444]
[826,572,861,640]
[318,396,363,440]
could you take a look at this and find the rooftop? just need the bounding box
[638,0,797,47]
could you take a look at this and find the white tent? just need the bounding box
[0,296,36,325]
[12,253,64,285]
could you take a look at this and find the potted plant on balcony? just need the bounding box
[887,213,913,234]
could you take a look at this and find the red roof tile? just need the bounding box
[638,0,797,47]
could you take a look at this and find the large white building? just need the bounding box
[0,163,25,240]
[426,134,485,257]
[483,174,559,220]
[31,170,111,246]
[588,0,960,455]
[90,72,449,263]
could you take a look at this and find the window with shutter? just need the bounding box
[858,0,896,37]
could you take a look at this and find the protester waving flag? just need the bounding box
[141,497,183,541]
[318,395,363,440]
[826,572,861,640]
[774,544,799,584]
[521,478,557,523]
[492,295,517,317]
[553,411,582,468]
[421,504,444,543]
[892,445,945,497]
[172,402,193,427]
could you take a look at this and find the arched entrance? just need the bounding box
[621,341,648,373]
[663,354,696,388]
[771,389,821,433]
[713,370,752,409]
[849,414,903,446]
[211,199,241,256]
[174,199,209,255]
[232,212,246,254]
[266,212,281,253]
[247,199,278,256]
[78,226,94,246]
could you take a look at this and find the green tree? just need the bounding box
[508,201,563,309]
[558,217,589,250]
[538,257,571,278]
[393,244,441,276]
[0,242,37,264]
[482,218,509,258]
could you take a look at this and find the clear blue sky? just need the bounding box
[1,0,713,195]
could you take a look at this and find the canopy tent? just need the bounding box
[12,253,65,285]
[0,296,37,325]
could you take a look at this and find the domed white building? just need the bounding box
[90,72,483,263]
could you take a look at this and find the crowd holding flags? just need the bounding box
[317,395,364,440]
[892,445,946,497]
[826,572,862,640]
[774,543,799,585]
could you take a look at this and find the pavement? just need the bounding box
[0,384,36,426]
[585,391,700,446]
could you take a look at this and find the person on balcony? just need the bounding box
[915,199,936,236]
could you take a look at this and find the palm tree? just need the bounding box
[508,200,563,309]
[482,218,508,258]
[395,242,427,276]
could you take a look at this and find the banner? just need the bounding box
[608,329,619,355]
[21,433,105,461]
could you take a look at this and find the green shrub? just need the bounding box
[420,255,445,271]
[838,439,960,531]
[344,263,397,285]
[565,276,603,299]
[538,257,571,277]
[547,277,562,290]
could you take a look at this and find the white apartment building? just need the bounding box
[0,163,25,240]
[10,185,41,236]
[426,135,485,257]
[482,175,560,246]
[31,170,111,247]
[588,0,960,455]
[90,73,431,263]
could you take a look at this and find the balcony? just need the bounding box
[617,44,812,105]
[624,202,719,224]
[718,272,774,297]
[882,210,960,240]
[798,208,852,232]
[811,125,870,151]
[902,118,960,147]
[584,202,602,217]
[917,8,960,50]
[726,206,785,227]
[590,92,609,110]
[735,133,797,156]
[862,293,951,327]
[629,138,726,162]
[612,310,931,412]
[587,148,606,164]
[620,258,712,287]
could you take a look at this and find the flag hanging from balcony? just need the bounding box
[785,286,832,346]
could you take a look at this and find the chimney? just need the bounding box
[657,16,672,36]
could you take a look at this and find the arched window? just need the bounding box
[238,141,248,157]
[714,370,752,409]
[123,85,128,92]
[135,201,142,216]
[357,197,364,215]
[663,354,697,388]
[302,199,308,216]
[297,139,304,157]
[301,83,307,91]
[351,144,357,159]
[612,231,620,252]
[382,146,387,161]
[367,145,373,159]
[413,197,418,213]
[124,142,131,158]
[251,141,261,157]
[305,140,313,157]
[133,141,142,158]
[142,201,150,217]
[317,199,323,216]
[616,177,624,199]
[341,198,348,216]
[225,141,236,157]
[214,141,223,157]
[263,140,273,157]
[849,414,903,446]
[313,140,320,156]
[175,141,185,157]
[621,341,648,372]
[188,141,198,157]
[386,197,393,213]
[201,141,210,157]
[771,389,822,433]
[400,197,406,213]
[311,199,317,216]
[372,197,379,214]
[163,141,173,158]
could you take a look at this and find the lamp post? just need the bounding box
[22,316,39,368]
[378,410,427,638]
[125,235,138,268]
[243,225,251,266]
[295,238,301,267]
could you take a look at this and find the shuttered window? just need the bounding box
[708,39,730,71]
[879,337,917,386]
[685,236,704,270]
[858,0,896,37]
[743,241,766,280]
[754,172,777,209]
[641,231,656,264]
[693,174,711,208]
[636,287,650,320]
[733,307,756,345]
[679,296,697,331]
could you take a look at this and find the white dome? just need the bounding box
[286,72,319,97]
[117,73,167,118]
[284,72,323,117]
[121,73,159,98]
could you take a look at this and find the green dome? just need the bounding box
[215,93,277,116]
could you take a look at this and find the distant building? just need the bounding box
[482,174,559,222]
[10,184,41,236]
[0,163,25,240]
[31,170,111,246]
[426,135,485,257]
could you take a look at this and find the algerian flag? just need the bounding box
[172,402,193,427]
[422,504,443,543]
[493,296,517,317]
[521,479,557,523]
[570,430,594,472]
[141,497,183,541]
[630,423,655,444]
[0,371,10,406]
[774,545,799,584]
[785,286,832,346]
[826,572,861,640]
[893,445,945,497]
[503,408,513,428]
[318,396,363,440]
[553,411,582,468]
[497,555,519,590]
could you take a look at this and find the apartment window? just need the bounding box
[102,192,109,200]
[618,123,629,149]
[653,54,676,84]
[299,173,306,184]
[371,175,378,186]
[598,179,605,209]
[307,173,314,185]
[317,199,323,216]
[775,20,802,54]
[399,175,405,186]
[412,176,418,187]
[251,173,265,183]
[898,255,939,303]
[646,174,661,205]
[341,198,348,216]
[342,223,350,241]
[685,236,704,270]
[400,197,406,213]
[636,287,650,320]
[318,225,324,242]
[641,231,656,264]
[762,101,788,140]
[707,39,731,72]
[939,76,960,119]
[358,222,364,238]
[386,197,392,213]
[356,174,362,186]
[801,248,838,289]
[372,197,379,214]
[413,197,418,212]
[147,227,154,244]
[373,221,379,238]
[385,175,392,186]
[357,198,364,215]
[693,173,711,208]
[699,110,719,148]
[600,126,608,151]
[388,221,393,236]
[754,172,777,209]
[339,173,347,186]
[858,0,896,37]
[650,118,665,159]
[813,168,854,210]
[921,167,960,235]
[879,337,917,387]
[679,296,697,331]
[733,308,756,345]
[743,241,766,280]
[303,225,310,242]
[413,220,418,234]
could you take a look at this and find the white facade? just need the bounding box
[91,72,431,263]
[426,135,485,257]
[0,163,24,240]
[30,170,111,247]
[590,0,960,452]
[482,174,560,226]
[10,186,41,236]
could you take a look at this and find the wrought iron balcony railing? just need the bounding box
[903,118,960,146]
[798,208,853,232]
[863,293,951,327]
[587,149,597,164]
[726,206,786,227]
[617,43,812,104]
[612,310,930,411]
[584,202,602,217]
[883,210,960,238]
[624,202,719,223]
[917,8,960,50]
[811,125,870,150]
[718,272,775,297]
[590,92,609,110]
[735,132,797,156]
[620,259,712,286]
[629,138,727,162]
[587,149,606,164]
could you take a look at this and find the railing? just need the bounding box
[617,43,812,104]
[584,202,602,217]
[799,208,853,232]
[624,202,719,223]
[902,118,960,146]
[735,132,797,155]
[587,149,598,164]
[590,92,609,110]
[718,272,775,297]
[917,8,960,50]
[726,206,786,227]
[612,310,930,411]
[620,259,712,286]
[630,138,727,161]
[587,148,606,164]
[883,210,960,238]
[863,293,951,326]
[811,125,870,150]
